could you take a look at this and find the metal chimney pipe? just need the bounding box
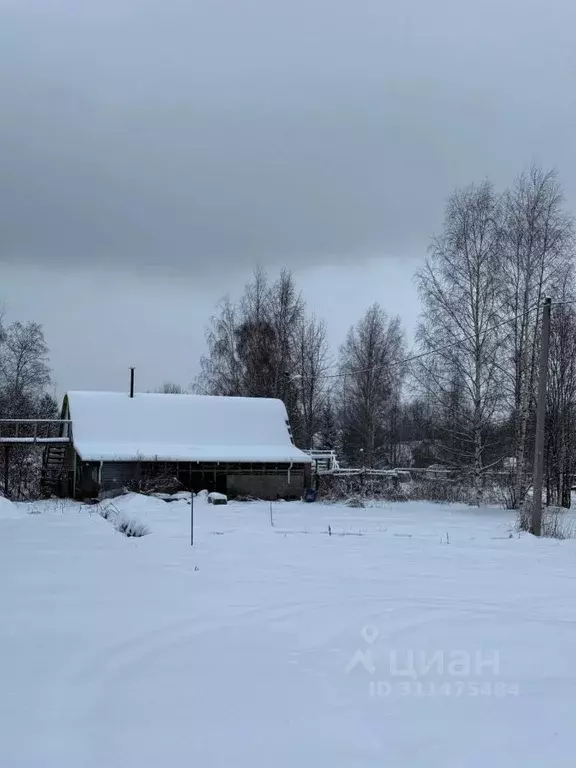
[130,367,135,398]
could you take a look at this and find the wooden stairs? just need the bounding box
[41,443,74,497]
[0,419,74,498]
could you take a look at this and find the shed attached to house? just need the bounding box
[49,391,312,500]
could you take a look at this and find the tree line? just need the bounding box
[195,166,576,508]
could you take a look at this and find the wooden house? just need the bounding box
[42,390,312,500]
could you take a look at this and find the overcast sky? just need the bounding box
[1,0,576,396]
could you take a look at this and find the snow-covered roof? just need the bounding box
[65,391,312,464]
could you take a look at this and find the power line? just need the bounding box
[298,301,544,382]
[548,299,576,308]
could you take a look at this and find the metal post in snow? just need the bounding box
[190,487,194,546]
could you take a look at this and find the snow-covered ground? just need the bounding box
[1,493,576,767]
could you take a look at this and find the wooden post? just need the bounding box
[531,298,552,537]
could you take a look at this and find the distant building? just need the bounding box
[43,391,311,500]
[502,457,517,471]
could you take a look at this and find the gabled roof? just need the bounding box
[64,391,311,464]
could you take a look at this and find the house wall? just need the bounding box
[76,459,311,500]
[101,461,140,490]
[226,472,306,500]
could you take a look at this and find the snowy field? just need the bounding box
[2,493,576,767]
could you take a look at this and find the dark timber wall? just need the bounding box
[226,472,306,499]
[75,459,311,500]
[101,461,141,490]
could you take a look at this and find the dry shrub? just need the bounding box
[125,472,183,496]
[317,472,473,504]
[115,516,150,538]
[516,502,575,539]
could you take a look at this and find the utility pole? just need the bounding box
[531,297,552,536]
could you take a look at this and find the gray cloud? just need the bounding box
[2,257,417,397]
[2,0,576,277]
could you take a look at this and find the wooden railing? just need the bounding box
[0,419,72,445]
[302,449,341,472]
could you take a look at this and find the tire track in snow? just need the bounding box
[50,588,557,725]
[49,595,352,722]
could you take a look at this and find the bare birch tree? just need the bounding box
[415,181,503,503]
[0,320,55,498]
[0,321,52,417]
[235,266,278,397]
[546,296,576,507]
[294,314,331,448]
[196,296,244,396]
[501,167,574,505]
[267,270,306,436]
[337,304,405,468]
